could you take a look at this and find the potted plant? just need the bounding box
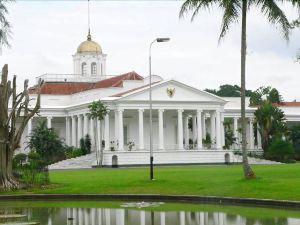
[128,141,135,151]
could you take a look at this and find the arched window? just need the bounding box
[91,62,97,76]
[81,62,87,75]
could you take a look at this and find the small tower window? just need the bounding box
[82,62,87,75]
[91,62,97,76]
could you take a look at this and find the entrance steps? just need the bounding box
[49,152,96,170]
[233,155,282,164]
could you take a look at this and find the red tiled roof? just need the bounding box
[111,81,161,97]
[274,102,300,107]
[29,71,143,95]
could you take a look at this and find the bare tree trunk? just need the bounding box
[0,64,41,190]
[241,1,255,179]
[94,120,99,165]
[99,121,104,166]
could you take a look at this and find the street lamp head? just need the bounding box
[156,38,170,42]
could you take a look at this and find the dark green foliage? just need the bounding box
[80,138,87,155]
[223,120,236,149]
[84,134,92,154]
[250,87,287,152]
[28,120,66,165]
[289,125,300,160]
[266,139,294,162]
[203,133,212,149]
[204,84,253,97]
[12,153,27,169]
[12,151,49,186]
[71,148,83,158]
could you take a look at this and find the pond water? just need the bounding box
[0,201,300,225]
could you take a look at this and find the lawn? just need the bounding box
[4,163,300,201]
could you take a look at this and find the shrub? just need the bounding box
[84,134,92,154]
[289,125,300,160]
[13,153,27,169]
[72,148,83,158]
[266,139,294,162]
[28,121,66,165]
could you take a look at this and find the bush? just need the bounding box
[289,125,300,160]
[13,153,27,169]
[72,148,83,158]
[266,139,295,162]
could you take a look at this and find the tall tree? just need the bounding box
[250,86,287,152]
[180,0,294,179]
[0,0,13,50]
[0,64,42,190]
[88,100,108,166]
[205,84,253,97]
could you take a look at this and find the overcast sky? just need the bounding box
[1,0,300,101]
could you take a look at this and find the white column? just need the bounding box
[197,110,203,149]
[160,212,166,225]
[83,114,88,137]
[28,118,32,135]
[114,110,119,144]
[118,109,124,151]
[77,114,83,145]
[210,111,216,147]
[116,209,125,225]
[234,117,239,149]
[47,116,52,128]
[177,109,184,150]
[249,118,254,149]
[201,112,206,138]
[65,117,70,145]
[192,115,197,144]
[104,113,110,151]
[158,109,164,150]
[184,116,189,149]
[257,124,262,149]
[216,110,222,149]
[97,119,101,151]
[140,211,145,225]
[71,116,76,147]
[221,112,225,147]
[138,109,144,150]
[180,211,185,225]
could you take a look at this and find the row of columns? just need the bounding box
[61,208,229,225]
[232,116,261,149]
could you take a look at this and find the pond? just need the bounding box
[0,201,300,225]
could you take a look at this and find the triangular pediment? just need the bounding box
[115,80,226,103]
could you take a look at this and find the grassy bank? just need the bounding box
[3,164,300,201]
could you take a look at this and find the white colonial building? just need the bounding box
[21,33,300,168]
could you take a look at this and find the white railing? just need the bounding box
[35,73,117,84]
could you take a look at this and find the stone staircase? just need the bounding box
[49,152,96,170]
[233,155,282,165]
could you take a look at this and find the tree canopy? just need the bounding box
[205,84,253,97]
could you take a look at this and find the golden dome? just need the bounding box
[77,32,102,54]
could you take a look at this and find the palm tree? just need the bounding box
[180,0,296,179]
[0,0,13,50]
[88,100,108,166]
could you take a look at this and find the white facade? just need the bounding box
[20,35,300,167]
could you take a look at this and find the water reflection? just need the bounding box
[1,206,300,225]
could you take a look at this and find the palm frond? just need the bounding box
[255,0,291,41]
[219,0,241,42]
[179,0,216,21]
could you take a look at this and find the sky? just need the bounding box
[1,0,300,101]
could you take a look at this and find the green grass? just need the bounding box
[3,164,300,201]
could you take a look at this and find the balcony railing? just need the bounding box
[35,73,116,84]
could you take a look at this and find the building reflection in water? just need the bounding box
[7,207,300,225]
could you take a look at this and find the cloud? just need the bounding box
[1,1,300,100]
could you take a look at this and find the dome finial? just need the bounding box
[87,0,91,41]
[87,28,92,41]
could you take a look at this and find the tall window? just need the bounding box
[91,62,97,76]
[81,62,87,75]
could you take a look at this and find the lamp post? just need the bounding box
[149,37,170,180]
